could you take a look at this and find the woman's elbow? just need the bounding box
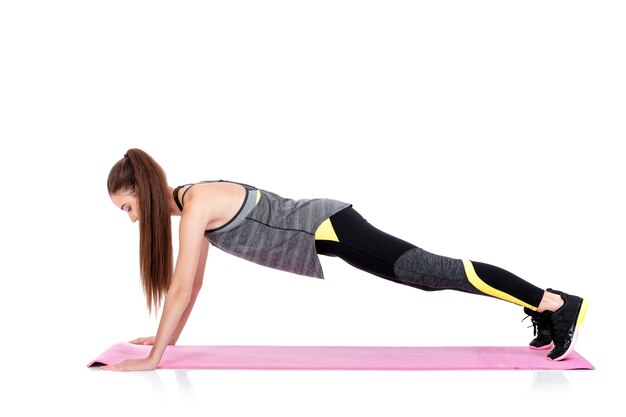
[168,285,193,304]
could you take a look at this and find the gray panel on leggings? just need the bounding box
[393,247,482,295]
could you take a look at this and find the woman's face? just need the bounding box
[110,190,140,223]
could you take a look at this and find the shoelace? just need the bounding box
[521,314,551,338]
[521,315,538,336]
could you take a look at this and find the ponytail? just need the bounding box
[107,148,173,315]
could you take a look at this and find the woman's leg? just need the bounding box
[314,206,587,360]
[314,206,545,310]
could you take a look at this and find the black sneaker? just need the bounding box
[522,307,553,350]
[546,288,589,361]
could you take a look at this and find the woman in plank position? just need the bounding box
[101,148,588,371]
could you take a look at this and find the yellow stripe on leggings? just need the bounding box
[256,190,261,204]
[462,259,537,310]
[314,218,339,242]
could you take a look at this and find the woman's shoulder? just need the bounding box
[182,181,249,230]
[185,180,248,200]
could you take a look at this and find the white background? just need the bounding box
[1,1,624,416]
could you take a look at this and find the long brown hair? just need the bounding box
[107,148,173,315]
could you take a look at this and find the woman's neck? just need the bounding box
[167,186,183,216]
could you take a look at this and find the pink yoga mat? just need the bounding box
[88,343,594,370]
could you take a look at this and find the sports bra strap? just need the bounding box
[173,180,252,212]
[173,183,196,212]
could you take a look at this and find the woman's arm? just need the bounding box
[171,238,209,344]
[102,203,210,371]
[129,239,209,346]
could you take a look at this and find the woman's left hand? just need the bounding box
[100,357,158,372]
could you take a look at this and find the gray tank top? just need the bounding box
[174,180,352,279]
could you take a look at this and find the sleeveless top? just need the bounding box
[173,180,352,279]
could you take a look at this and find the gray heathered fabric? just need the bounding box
[205,183,352,279]
[393,247,482,295]
[207,187,258,234]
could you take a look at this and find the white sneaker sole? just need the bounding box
[529,342,554,351]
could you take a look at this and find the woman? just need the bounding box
[102,148,588,371]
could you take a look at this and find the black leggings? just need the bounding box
[314,207,545,310]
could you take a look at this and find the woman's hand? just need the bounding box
[129,336,176,345]
[100,356,159,372]
[129,336,156,345]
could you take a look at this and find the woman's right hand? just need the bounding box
[129,336,177,345]
[129,336,156,345]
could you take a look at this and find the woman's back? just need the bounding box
[174,180,249,232]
